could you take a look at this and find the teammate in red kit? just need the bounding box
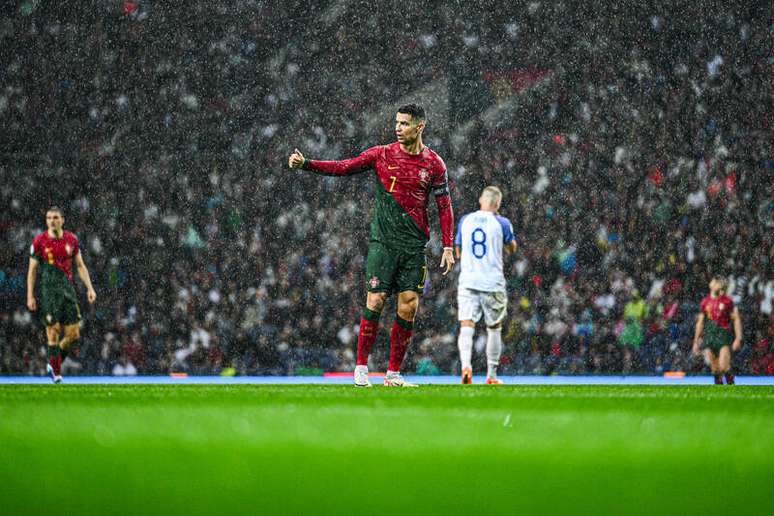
[288,104,455,387]
[27,207,97,383]
[692,276,742,385]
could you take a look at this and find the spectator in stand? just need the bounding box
[619,290,648,373]
[749,338,773,376]
[0,2,770,377]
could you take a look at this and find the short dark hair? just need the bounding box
[47,206,64,216]
[397,104,426,122]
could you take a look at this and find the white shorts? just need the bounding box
[457,287,508,327]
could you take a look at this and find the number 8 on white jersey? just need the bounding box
[455,210,515,293]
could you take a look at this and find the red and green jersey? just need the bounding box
[303,142,454,251]
[30,231,80,287]
[700,294,734,330]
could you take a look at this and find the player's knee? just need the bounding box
[397,307,416,321]
[487,323,502,331]
[460,320,475,328]
[67,327,80,341]
[366,293,387,312]
[46,325,61,341]
[398,302,418,321]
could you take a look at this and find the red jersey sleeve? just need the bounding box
[303,146,380,176]
[69,233,80,256]
[431,159,454,248]
[30,235,42,260]
[699,296,710,314]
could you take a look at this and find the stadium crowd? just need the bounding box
[1,1,772,377]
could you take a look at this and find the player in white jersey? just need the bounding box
[455,186,518,384]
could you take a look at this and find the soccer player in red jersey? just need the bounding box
[27,207,97,383]
[288,104,455,387]
[692,276,742,385]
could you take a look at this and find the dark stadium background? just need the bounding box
[1,0,772,378]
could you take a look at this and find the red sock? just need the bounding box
[388,317,414,372]
[356,318,379,366]
[49,354,62,376]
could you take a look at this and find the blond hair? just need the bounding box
[480,186,503,208]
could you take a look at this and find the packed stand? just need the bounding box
[0,1,771,377]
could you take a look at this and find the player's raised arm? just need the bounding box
[288,148,306,169]
[288,146,378,176]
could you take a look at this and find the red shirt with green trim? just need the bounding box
[303,142,454,251]
[700,294,734,330]
[31,231,80,285]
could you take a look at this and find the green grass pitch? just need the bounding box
[1,385,772,515]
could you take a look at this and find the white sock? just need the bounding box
[486,327,502,378]
[458,326,475,370]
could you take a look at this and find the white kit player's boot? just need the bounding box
[354,365,372,388]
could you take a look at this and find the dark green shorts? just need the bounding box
[365,241,427,295]
[40,284,81,327]
[703,320,733,352]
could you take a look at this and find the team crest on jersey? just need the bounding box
[369,276,380,288]
[65,244,72,256]
[419,169,430,183]
[719,303,724,310]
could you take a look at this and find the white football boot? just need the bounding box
[383,371,418,387]
[354,365,371,388]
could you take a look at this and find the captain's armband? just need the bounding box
[432,182,450,197]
